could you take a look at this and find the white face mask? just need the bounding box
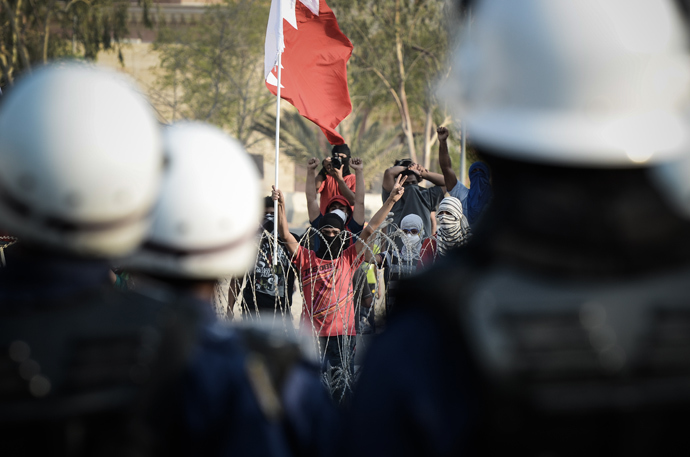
[401,232,423,261]
[404,232,422,247]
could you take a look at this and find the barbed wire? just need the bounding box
[212,222,440,401]
[0,235,18,267]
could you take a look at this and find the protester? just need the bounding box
[0,63,172,455]
[346,1,690,456]
[272,171,406,404]
[373,214,435,317]
[124,121,334,456]
[315,144,356,215]
[307,156,364,251]
[382,160,445,240]
[234,196,296,322]
[435,196,471,256]
[437,126,493,226]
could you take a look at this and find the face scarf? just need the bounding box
[262,212,275,233]
[466,161,493,224]
[400,214,424,262]
[436,196,471,256]
[316,213,346,260]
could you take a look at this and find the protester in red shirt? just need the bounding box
[315,144,356,215]
[272,168,406,404]
[307,156,365,252]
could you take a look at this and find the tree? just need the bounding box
[254,109,404,190]
[0,0,151,89]
[149,0,272,148]
[330,0,457,164]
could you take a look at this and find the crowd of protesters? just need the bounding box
[4,2,690,456]
[232,126,492,403]
[0,61,493,416]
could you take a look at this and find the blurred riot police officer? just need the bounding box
[347,1,690,456]
[0,64,184,455]
[122,122,337,457]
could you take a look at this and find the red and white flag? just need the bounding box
[264,0,353,145]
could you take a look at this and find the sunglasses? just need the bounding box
[402,228,420,235]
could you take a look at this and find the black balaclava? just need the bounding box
[262,196,275,232]
[332,144,351,176]
[319,143,352,178]
[316,213,346,260]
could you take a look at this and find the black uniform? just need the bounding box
[346,153,690,457]
[0,250,200,456]
[0,249,331,457]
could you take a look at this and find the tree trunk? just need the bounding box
[2,0,31,73]
[422,107,432,171]
[0,40,13,85]
[394,0,417,163]
[42,3,56,64]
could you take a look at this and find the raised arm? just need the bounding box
[382,165,407,192]
[305,157,320,222]
[410,163,446,191]
[350,157,365,226]
[271,186,299,257]
[315,158,328,192]
[437,126,458,191]
[356,174,407,262]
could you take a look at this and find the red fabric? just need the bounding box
[293,244,363,337]
[419,238,437,269]
[318,174,356,215]
[266,0,352,145]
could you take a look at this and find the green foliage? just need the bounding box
[151,0,272,147]
[253,110,324,165]
[253,0,456,185]
[346,113,404,186]
[254,109,404,190]
[329,0,457,160]
[0,0,152,88]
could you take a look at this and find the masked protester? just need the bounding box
[435,196,471,256]
[235,196,297,321]
[464,162,492,225]
[272,168,406,405]
[345,1,690,456]
[382,161,446,242]
[315,144,357,215]
[438,126,493,228]
[308,155,365,252]
[373,214,435,320]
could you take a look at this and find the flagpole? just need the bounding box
[273,51,282,266]
[460,8,471,187]
[460,120,467,186]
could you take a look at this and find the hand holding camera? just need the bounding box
[331,151,343,170]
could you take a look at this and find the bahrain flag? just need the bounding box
[264,0,353,145]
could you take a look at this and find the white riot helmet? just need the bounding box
[445,0,690,166]
[124,122,261,280]
[0,63,163,257]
